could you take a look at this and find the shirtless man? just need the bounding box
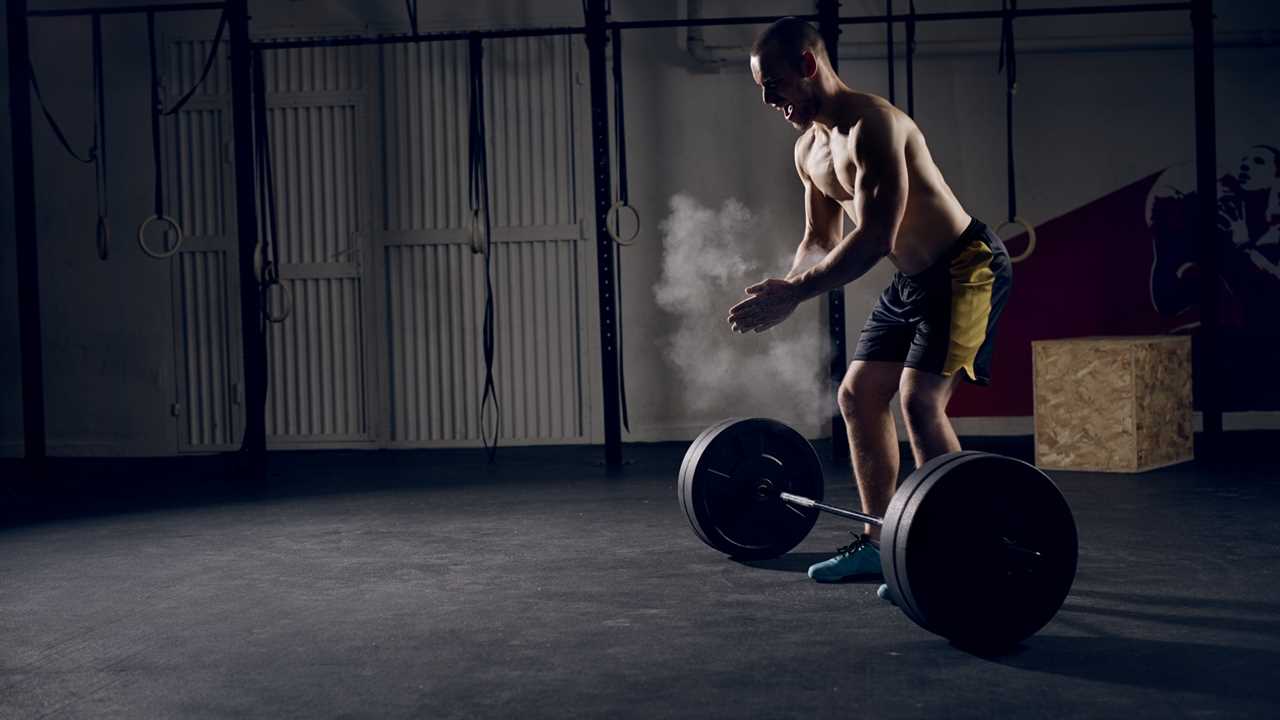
[727,18,1013,594]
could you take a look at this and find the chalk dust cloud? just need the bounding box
[652,194,835,429]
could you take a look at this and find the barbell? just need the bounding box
[678,418,1078,649]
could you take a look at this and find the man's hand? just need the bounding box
[727,277,801,333]
[1219,194,1253,247]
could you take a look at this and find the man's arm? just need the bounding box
[786,139,844,280]
[791,110,907,302]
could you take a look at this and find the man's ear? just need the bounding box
[800,50,818,79]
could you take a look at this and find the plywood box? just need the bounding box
[1033,336,1193,473]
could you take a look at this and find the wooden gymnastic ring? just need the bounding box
[995,217,1037,264]
[136,214,185,259]
[606,201,641,246]
[263,279,293,324]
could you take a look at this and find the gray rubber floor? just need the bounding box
[2,436,1278,719]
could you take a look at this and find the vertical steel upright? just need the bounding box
[226,0,267,462]
[817,0,849,462]
[6,0,46,465]
[884,0,895,105]
[1191,0,1220,454]
[585,0,623,467]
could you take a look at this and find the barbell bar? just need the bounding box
[777,491,881,525]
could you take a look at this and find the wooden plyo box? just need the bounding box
[1032,336,1193,472]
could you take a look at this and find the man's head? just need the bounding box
[750,17,831,131]
[1236,145,1280,192]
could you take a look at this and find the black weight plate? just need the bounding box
[882,452,1078,649]
[679,418,823,560]
[880,451,978,632]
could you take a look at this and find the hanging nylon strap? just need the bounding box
[161,10,227,117]
[137,10,224,259]
[147,12,165,219]
[998,0,1018,222]
[610,27,632,433]
[136,11,185,259]
[606,27,639,248]
[470,35,501,462]
[252,49,291,324]
[405,1,419,35]
[611,28,629,211]
[28,63,93,164]
[996,0,1037,263]
[92,14,110,260]
[27,16,108,258]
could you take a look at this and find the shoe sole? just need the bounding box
[810,572,885,584]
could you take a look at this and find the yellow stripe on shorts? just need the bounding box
[944,239,995,381]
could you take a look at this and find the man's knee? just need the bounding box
[899,381,949,428]
[838,366,897,420]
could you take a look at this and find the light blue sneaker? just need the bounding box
[807,533,882,583]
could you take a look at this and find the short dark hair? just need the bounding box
[751,17,829,70]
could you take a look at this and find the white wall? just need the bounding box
[3,0,1278,456]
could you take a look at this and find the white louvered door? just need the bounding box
[170,30,594,451]
[167,34,242,452]
[377,35,593,447]
[259,45,374,446]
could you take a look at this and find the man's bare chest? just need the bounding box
[804,132,857,203]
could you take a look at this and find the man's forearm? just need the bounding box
[792,227,890,302]
[785,235,834,281]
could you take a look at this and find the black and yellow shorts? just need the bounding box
[852,218,1012,385]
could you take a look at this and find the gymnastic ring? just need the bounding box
[263,279,293,324]
[995,217,1037,264]
[136,214,185,259]
[96,216,110,261]
[606,200,641,246]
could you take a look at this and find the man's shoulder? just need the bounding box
[849,104,897,140]
[849,104,906,161]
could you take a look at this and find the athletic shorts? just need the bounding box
[851,218,1012,385]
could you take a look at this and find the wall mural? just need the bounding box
[949,144,1280,417]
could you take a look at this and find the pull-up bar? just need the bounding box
[839,1,1190,25]
[251,25,586,52]
[248,2,1195,53]
[605,2,1190,30]
[27,2,224,18]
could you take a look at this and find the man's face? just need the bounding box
[1237,147,1278,192]
[750,49,818,131]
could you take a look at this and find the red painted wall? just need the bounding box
[950,166,1280,416]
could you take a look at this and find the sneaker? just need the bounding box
[807,533,882,583]
[877,583,897,606]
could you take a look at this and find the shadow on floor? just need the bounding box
[0,444,634,530]
[989,635,1280,703]
[1069,587,1280,615]
[1057,601,1280,638]
[737,552,834,574]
